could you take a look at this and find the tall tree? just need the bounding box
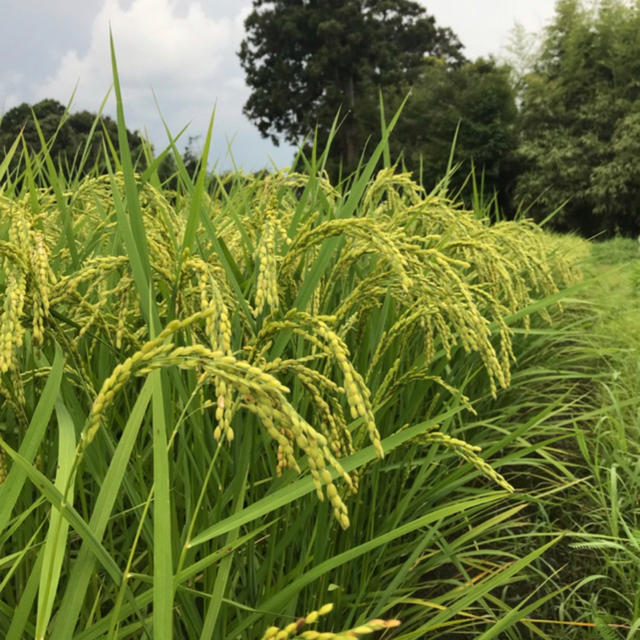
[238,0,465,174]
[515,0,640,236]
[392,57,518,204]
[0,99,179,184]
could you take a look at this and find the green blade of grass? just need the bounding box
[100,117,123,173]
[73,89,113,180]
[188,406,464,547]
[379,90,391,168]
[0,439,123,585]
[105,157,153,324]
[287,94,409,318]
[199,444,250,639]
[0,133,22,185]
[474,585,572,640]
[0,519,46,603]
[395,536,563,639]
[73,589,154,640]
[149,91,256,330]
[230,493,505,638]
[370,503,529,621]
[181,108,215,256]
[35,398,76,639]
[20,136,42,214]
[149,90,193,188]
[31,106,79,267]
[151,368,173,640]
[6,547,42,640]
[0,345,64,532]
[109,31,157,329]
[175,522,273,587]
[49,379,153,640]
[198,214,257,332]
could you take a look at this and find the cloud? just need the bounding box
[40,0,241,97]
[0,71,26,113]
[416,0,556,60]
[36,0,289,169]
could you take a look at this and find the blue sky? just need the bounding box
[0,0,558,171]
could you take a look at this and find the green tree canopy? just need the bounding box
[515,0,640,236]
[238,0,465,175]
[0,99,149,179]
[391,57,518,205]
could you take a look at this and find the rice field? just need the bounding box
[1,58,639,640]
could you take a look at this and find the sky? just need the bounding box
[0,0,558,171]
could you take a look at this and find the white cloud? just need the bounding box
[36,0,284,169]
[1,71,27,114]
[40,0,240,99]
[417,0,557,60]
[0,93,21,114]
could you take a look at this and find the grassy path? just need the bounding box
[528,236,640,639]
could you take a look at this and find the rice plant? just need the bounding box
[0,48,608,640]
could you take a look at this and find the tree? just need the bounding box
[502,22,542,97]
[391,57,518,205]
[238,0,465,174]
[0,99,169,182]
[182,135,202,178]
[514,0,640,236]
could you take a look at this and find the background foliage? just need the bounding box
[238,0,465,177]
[0,99,176,184]
[391,57,518,205]
[514,0,640,236]
[237,0,640,237]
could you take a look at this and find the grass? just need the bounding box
[1,52,639,640]
[468,233,640,640]
[589,236,640,266]
[555,236,640,639]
